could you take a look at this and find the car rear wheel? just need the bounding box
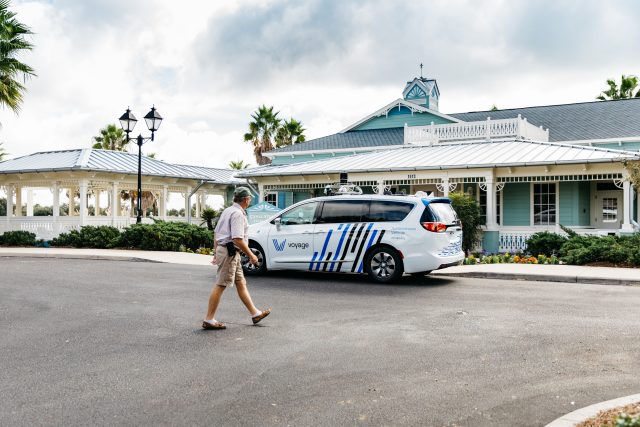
[364,246,404,283]
[241,242,267,275]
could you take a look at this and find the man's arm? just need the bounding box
[233,237,258,264]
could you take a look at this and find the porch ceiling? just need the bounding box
[239,139,640,177]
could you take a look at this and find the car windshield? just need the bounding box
[422,202,458,224]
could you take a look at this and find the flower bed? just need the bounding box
[464,253,560,265]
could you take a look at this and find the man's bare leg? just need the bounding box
[205,285,226,320]
[235,279,259,315]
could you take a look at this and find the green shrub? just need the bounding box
[448,192,484,253]
[0,230,37,246]
[559,234,640,266]
[525,232,567,256]
[51,226,121,248]
[119,221,213,251]
[615,412,640,427]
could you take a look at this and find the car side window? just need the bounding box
[316,200,368,223]
[279,202,319,225]
[364,201,414,222]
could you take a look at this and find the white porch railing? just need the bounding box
[404,115,549,145]
[0,216,200,240]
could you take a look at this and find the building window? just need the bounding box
[496,191,501,225]
[265,192,277,207]
[602,198,618,222]
[533,183,556,225]
[479,186,487,224]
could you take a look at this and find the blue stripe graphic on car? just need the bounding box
[315,229,333,271]
[328,224,351,272]
[358,229,379,273]
[309,252,318,270]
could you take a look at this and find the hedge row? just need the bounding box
[0,230,37,246]
[51,222,213,251]
[525,231,640,266]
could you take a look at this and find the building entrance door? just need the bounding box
[594,190,622,230]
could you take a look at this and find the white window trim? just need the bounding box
[265,191,278,208]
[530,182,559,226]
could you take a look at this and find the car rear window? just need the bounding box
[421,202,459,224]
[317,200,367,223]
[364,201,414,222]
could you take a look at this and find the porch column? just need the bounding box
[195,192,201,219]
[258,183,264,202]
[95,191,101,216]
[185,187,191,220]
[622,181,633,231]
[111,182,119,225]
[14,186,22,217]
[161,185,168,220]
[79,180,88,226]
[52,183,60,218]
[377,179,385,195]
[442,178,450,197]
[485,178,497,229]
[5,185,14,218]
[68,188,75,216]
[26,188,34,216]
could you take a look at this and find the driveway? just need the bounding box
[1,257,639,426]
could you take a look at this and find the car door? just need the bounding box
[312,199,368,273]
[268,201,319,270]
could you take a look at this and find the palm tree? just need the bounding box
[0,142,7,161]
[92,124,129,151]
[597,75,640,100]
[228,159,250,169]
[244,105,281,165]
[0,0,35,113]
[275,118,306,148]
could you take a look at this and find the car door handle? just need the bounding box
[302,231,314,235]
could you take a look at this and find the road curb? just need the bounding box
[0,253,162,263]
[432,272,640,286]
[545,393,640,426]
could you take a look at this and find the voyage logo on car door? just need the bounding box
[272,239,287,252]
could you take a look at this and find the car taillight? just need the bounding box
[421,222,447,233]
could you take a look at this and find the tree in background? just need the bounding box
[490,104,499,111]
[228,159,250,169]
[448,191,484,254]
[597,75,640,100]
[244,105,281,165]
[275,118,306,148]
[92,124,129,151]
[0,0,35,114]
[0,142,6,160]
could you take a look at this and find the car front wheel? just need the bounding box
[364,246,404,283]
[241,242,267,275]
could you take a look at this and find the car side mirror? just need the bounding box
[274,217,282,229]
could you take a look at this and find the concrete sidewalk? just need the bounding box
[1,247,639,285]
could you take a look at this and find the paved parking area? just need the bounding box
[1,257,639,426]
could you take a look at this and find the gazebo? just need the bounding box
[0,148,244,239]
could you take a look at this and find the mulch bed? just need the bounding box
[576,401,640,427]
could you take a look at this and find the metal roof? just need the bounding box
[267,98,640,154]
[0,149,243,184]
[239,139,640,177]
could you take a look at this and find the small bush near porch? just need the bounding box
[0,230,36,246]
[559,234,640,267]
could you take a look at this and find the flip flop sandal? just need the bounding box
[202,321,226,330]
[252,308,271,325]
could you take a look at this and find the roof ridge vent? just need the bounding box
[75,148,92,168]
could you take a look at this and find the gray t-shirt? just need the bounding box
[214,203,248,245]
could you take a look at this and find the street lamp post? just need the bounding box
[118,106,163,224]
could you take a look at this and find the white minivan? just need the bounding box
[241,193,464,283]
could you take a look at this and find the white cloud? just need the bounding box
[1,0,639,168]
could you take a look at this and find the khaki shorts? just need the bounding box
[214,245,245,287]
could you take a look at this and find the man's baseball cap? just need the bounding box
[234,186,252,198]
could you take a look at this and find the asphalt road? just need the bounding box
[1,257,639,427]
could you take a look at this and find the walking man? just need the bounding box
[203,187,271,330]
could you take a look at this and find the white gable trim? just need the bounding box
[339,99,462,133]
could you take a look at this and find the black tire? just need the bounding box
[241,242,267,276]
[364,246,404,283]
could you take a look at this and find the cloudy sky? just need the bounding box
[2,0,640,168]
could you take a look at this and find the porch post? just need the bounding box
[95,191,101,216]
[442,178,450,197]
[258,183,264,202]
[111,182,118,225]
[485,177,497,229]
[377,180,385,195]
[622,181,633,231]
[68,188,75,216]
[14,186,22,217]
[161,185,168,220]
[79,180,88,226]
[185,186,191,221]
[52,182,60,218]
[6,184,14,218]
[26,188,34,216]
[195,192,201,219]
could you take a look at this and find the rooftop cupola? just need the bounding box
[402,70,440,111]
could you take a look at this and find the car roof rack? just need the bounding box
[324,183,363,196]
